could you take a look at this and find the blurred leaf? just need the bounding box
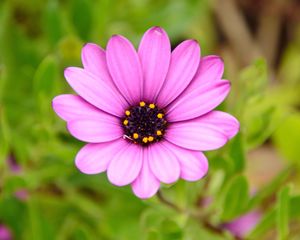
[58,35,82,63]
[289,195,300,219]
[227,133,245,173]
[0,196,27,239]
[276,186,290,240]
[0,107,10,163]
[183,218,226,240]
[273,113,300,164]
[248,208,276,239]
[160,219,183,240]
[33,55,58,97]
[279,43,300,85]
[2,175,27,196]
[248,187,295,239]
[220,175,249,221]
[248,167,291,209]
[70,0,93,41]
[43,0,62,46]
[26,197,56,240]
[238,58,268,99]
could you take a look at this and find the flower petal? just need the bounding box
[131,148,160,199]
[156,40,200,108]
[165,120,228,151]
[106,35,143,104]
[163,142,208,181]
[167,80,231,122]
[81,43,113,86]
[188,55,224,90]
[107,143,143,186]
[138,27,171,102]
[64,67,128,117]
[148,143,180,184]
[196,111,240,139]
[75,139,127,174]
[52,94,106,122]
[67,117,122,143]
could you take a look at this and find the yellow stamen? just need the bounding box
[149,103,155,109]
[133,133,139,139]
[148,136,154,142]
[157,113,163,119]
[123,119,128,125]
[139,101,146,107]
[156,130,162,136]
[142,137,148,143]
[125,110,130,116]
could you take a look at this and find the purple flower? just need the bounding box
[222,211,261,238]
[7,155,21,174]
[0,225,12,240]
[52,27,239,199]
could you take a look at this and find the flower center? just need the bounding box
[122,101,168,146]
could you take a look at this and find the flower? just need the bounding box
[222,210,261,238]
[52,26,239,199]
[0,224,12,240]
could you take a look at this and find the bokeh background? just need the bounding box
[0,0,300,239]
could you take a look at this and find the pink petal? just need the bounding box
[64,67,128,117]
[196,111,240,139]
[106,35,143,104]
[188,55,224,90]
[67,117,122,143]
[165,120,228,151]
[131,148,160,199]
[167,80,231,122]
[148,143,180,184]
[107,143,143,186]
[75,139,127,174]
[81,43,113,86]
[52,94,107,122]
[156,40,200,108]
[163,141,208,181]
[138,27,171,102]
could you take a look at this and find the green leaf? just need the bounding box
[160,219,183,240]
[248,167,291,208]
[273,113,300,164]
[43,0,62,46]
[0,107,10,163]
[70,0,93,40]
[248,208,276,239]
[238,58,268,99]
[289,195,300,219]
[183,218,226,240]
[220,175,249,221]
[33,55,58,97]
[227,133,245,173]
[276,186,290,240]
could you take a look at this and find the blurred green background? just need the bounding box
[0,0,300,239]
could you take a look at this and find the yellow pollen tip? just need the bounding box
[125,110,130,116]
[148,136,154,142]
[156,130,162,136]
[139,101,146,107]
[133,133,139,139]
[157,113,163,119]
[123,119,128,125]
[142,137,148,143]
[149,103,155,109]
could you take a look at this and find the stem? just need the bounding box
[213,0,261,66]
[156,190,182,213]
[156,191,236,238]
